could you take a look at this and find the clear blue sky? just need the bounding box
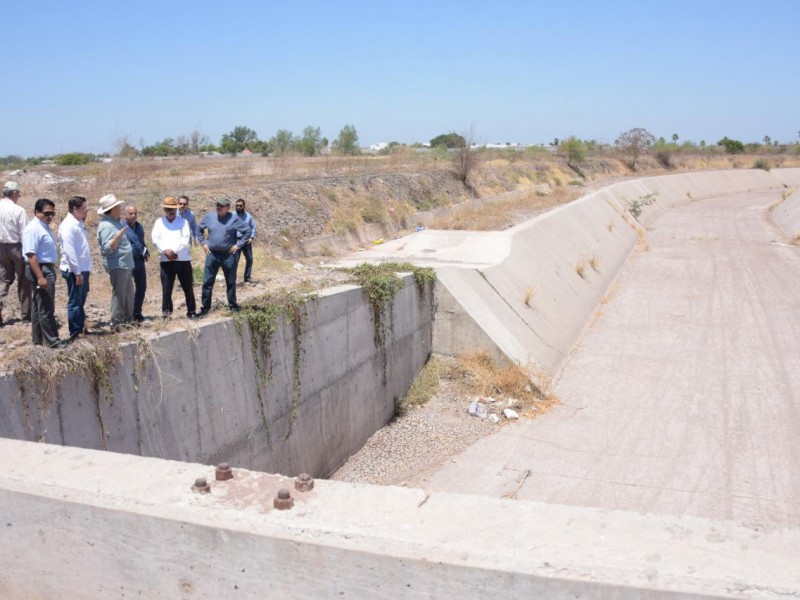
[2,0,798,156]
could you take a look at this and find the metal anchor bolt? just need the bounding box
[295,473,314,492]
[273,488,294,510]
[216,462,233,481]
[192,477,211,494]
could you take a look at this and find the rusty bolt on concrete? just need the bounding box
[215,462,233,481]
[192,477,211,494]
[273,488,294,510]
[295,473,314,492]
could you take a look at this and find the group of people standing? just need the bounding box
[0,180,257,349]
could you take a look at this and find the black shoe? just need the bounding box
[52,340,69,350]
[229,305,240,313]
[196,309,209,317]
[244,278,252,283]
[187,312,201,320]
[134,315,145,323]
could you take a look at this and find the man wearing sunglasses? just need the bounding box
[177,195,199,246]
[197,198,250,315]
[22,199,67,348]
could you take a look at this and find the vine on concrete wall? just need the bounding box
[342,262,435,384]
[234,290,315,441]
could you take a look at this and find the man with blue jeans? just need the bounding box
[197,198,250,315]
[58,196,92,339]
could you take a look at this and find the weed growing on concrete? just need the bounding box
[523,285,535,307]
[607,221,615,232]
[624,191,658,220]
[588,254,600,271]
[575,259,587,279]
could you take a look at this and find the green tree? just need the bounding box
[220,126,259,154]
[717,137,745,154]
[269,129,297,156]
[429,132,466,148]
[332,124,360,156]
[672,133,679,144]
[615,127,656,170]
[297,126,323,157]
[55,152,94,166]
[559,136,586,168]
[141,138,176,157]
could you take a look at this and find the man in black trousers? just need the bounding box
[122,204,148,322]
[22,198,67,348]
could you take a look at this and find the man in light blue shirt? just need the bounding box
[96,194,134,327]
[22,198,66,348]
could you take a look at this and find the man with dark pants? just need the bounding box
[22,199,66,348]
[197,198,250,315]
[58,196,93,339]
[122,204,148,322]
[233,198,256,283]
[151,197,197,319]
[0,181,32,325]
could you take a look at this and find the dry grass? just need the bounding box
[523,285,535,307]
[446,351,559,417]
[429,186,582,231]
[575,259,587,279]
[588,254,600,271]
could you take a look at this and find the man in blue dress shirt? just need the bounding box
[22,198,67,348]
[122,204,148,322]
[197,198,250,314]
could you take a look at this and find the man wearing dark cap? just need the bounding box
[197,198,250,314]
[0,181,32,325]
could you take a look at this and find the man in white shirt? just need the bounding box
[58,195,93,339]
[151,196,198,319]
[0,181,32,326]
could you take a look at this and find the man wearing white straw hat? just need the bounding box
[96,194,134,328]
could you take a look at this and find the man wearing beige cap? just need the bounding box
[0,181,32,326]
[96,194,134,328]
[151,196,198,319]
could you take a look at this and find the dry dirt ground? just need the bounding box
[3,153,797,483]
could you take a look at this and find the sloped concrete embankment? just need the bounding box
[434,168,800,381]
[767,167,800,235]
[0,276,433,478]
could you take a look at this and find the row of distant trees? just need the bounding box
[115,124,361,159]
[2,127,798,168]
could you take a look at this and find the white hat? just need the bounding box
[3,181,20,193]
[97,194,124,214]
